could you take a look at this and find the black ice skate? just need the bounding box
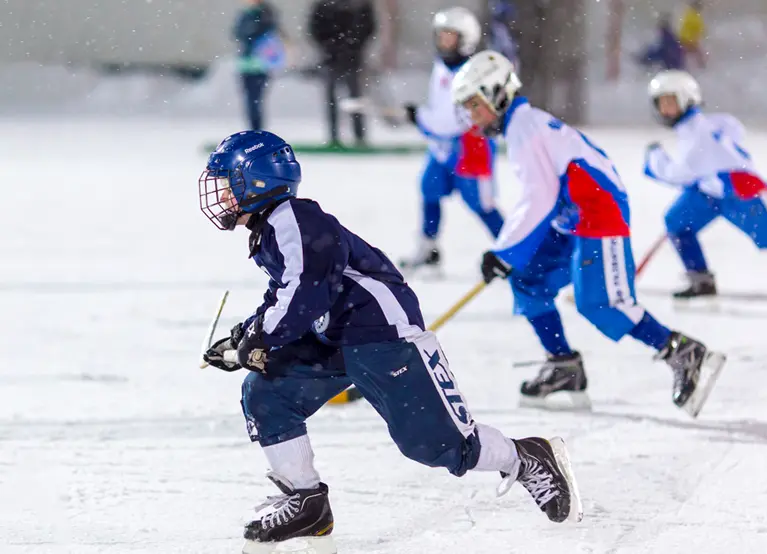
[243,472,336,554]
[656,331,726,418]
[498,437,583,523]
[673,271,718,299]
[519,352,591,411]
[398,239,442,279]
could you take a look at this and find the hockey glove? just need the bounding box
[203,323,245,372]
[481,251,512,283]
[236,317,269,374]
[404,104,418,125]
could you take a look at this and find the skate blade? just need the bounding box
[683,351,726,418]
[548,437,584,523]
[519,391,592,412]
[243,536,337,554]
[672,296,720,313]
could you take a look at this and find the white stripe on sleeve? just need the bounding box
[262,202,304,334]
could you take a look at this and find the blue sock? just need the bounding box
[529,311,573,356]
[479,209,505,238]
[669,230,708,272]
[629,312,672,351]
[423,202,441,239]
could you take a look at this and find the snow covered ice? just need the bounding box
[2,116,767,553]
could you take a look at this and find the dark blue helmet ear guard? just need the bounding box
[199,131,302,230]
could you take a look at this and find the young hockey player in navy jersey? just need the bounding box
[450,51,725,416]
[198,130,582,553]
[399,7,504,273]
[645,70,767,298]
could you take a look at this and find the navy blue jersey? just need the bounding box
[248,198,425,347]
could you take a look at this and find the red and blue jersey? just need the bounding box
[644,108,766,200]
[414,59,494,178]
[492,97,631,270]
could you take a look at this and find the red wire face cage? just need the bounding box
[198,167,247,230]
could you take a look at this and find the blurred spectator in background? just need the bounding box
[637,13,684,70]
[487,0,520,70]
[310,0,376,146]
[233,0,285,131]
[679,0,706,68]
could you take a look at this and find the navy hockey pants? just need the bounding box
[240,331,481,477]
[511,229,647,341]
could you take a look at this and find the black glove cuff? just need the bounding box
[404,104,417,125]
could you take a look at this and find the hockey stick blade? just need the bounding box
[338,97,406,121]
[199,290,230,369]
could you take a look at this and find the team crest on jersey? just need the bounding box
[312,311,330,334]
[440,75,450,88]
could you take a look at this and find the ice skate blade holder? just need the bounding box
[549,437,584,523]
[683,351,726,419]
[519,391,592,412]
[243,536,337,554]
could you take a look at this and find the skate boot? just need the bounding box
[243,472,336,554]
[655,331,726,418]
[519,351,591,410]
[497,437,583,523]
[398,238,442,278]
[673,271,717,299]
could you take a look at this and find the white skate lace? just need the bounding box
[257,493,302,530]
[517,458,558,507]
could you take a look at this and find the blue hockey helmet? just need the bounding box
[199,130,301,230]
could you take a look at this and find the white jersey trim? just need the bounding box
[262,202,304,334]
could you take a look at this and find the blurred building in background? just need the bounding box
[0,0,765,125]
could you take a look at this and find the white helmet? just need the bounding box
[432,7,482,58]
[648,70,702,113]
[451,50,522,113]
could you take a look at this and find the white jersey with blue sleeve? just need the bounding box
[414,59,494,177]
[415,59,470,163]
[492,97,631,270]
[644,109,766,199]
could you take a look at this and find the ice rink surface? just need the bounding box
[2,117,767,553]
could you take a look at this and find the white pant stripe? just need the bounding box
[601,237,645,325]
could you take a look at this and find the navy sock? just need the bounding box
[629,312,672,351]
[529,311,572,356]
[479,208,505,238]
[423,202,441,239]
[669,230,708,273]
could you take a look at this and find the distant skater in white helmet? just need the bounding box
[399,7,504,275]
[645,70,767,299]
[451,51,726,418]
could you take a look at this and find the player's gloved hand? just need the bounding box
[203,323,245,372]
[481,251,512,283]
[236,317,269,374]
[404,104,418,125]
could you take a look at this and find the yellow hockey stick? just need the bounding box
[329,281,488,405]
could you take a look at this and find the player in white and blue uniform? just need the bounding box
[644,70,767,298]
[451,51,725,416]
[400,7,504,272]
[198,130,581,552]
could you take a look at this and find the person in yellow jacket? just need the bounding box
[679,0,706,68]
